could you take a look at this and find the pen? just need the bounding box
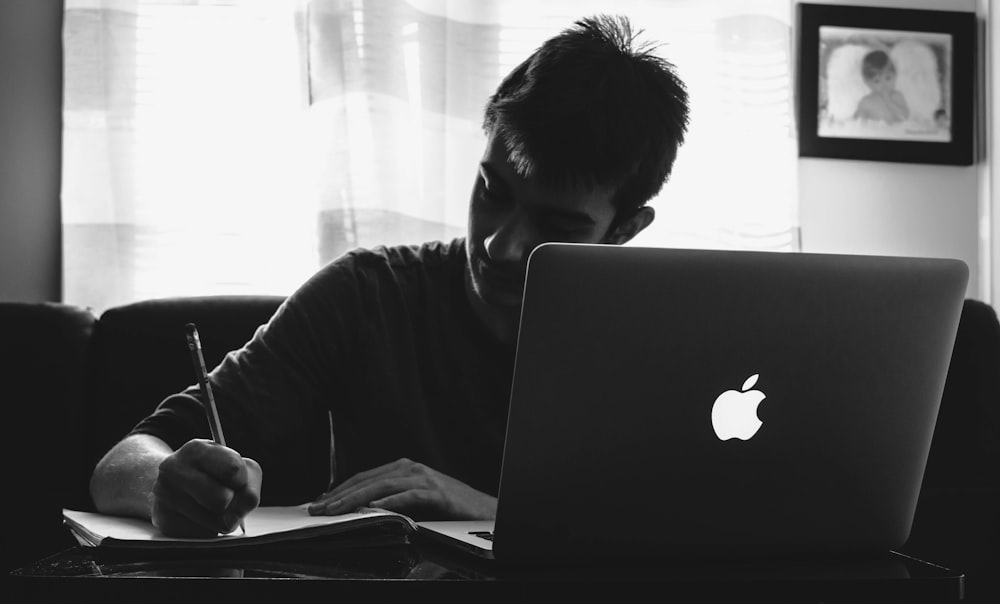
[184,322,246,535]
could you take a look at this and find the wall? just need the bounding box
[992,0,999,305]
[796,0,991,302]
[0,0,64,303]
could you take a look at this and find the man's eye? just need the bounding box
[479,184,509,204]
[544,220,588,236]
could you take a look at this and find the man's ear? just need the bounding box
[603,206,655,245]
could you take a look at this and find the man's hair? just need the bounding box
[482,14,690,212]
[861,50,894,80]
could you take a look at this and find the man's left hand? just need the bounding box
[306,458,497,520]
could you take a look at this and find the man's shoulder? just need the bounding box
[349,238,467,275]
[293,238,466,305]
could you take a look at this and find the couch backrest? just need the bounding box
[922,298,1000,489]
[4,294,995,573]
[69,295,286,511]
[4,295,284,571]
[902,298,1000,578]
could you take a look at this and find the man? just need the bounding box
[90,14,690,537]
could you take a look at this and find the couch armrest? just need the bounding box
[1,302,97,572]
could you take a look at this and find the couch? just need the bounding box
[4,295,284,572]
[3,295,998,588]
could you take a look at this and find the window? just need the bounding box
[62,0,797,313]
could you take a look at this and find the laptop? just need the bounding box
[417,243,969,564]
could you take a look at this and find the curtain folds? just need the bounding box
[62,0,797,313]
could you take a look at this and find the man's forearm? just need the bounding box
[89,434,173,519]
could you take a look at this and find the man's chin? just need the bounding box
[471,278,523,309]
[464,269,523,343]
[466,260,523,307]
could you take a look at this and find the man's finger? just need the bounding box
[152,480,228,536]
[190,444,251,490]
[152,504,216,538]
[311,475,423,515]
[368,489,437,516]
[157,454,237,514]
[224,458,262,526]
[326,458,426,501]
[310,472,400,513]
[322,458,412,500]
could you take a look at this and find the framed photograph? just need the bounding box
[796,3,976,165]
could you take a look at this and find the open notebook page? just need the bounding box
[63,504,417,548]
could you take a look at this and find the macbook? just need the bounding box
[417,243,969,563]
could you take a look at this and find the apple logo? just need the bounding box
[711,374,766,441]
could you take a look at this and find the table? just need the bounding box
[10,536,969,604]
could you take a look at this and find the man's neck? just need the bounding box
[464,271,520,347]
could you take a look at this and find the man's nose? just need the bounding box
[485,216,533,265]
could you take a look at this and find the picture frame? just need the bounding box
[796,3,976,165]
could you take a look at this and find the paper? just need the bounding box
[63,504,416,549]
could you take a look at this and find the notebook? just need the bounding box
[64,504,417,550]
[416,243,969,563]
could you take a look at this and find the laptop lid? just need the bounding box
[487,243,968,563]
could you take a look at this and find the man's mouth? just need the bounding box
[479,257,519,284]
[474,256,524,302]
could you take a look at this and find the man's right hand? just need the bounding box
[150,439,262,537]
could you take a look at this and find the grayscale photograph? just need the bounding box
[817,26,952,142]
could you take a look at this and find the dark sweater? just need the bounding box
[130,238,515,505]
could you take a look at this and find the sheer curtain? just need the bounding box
[62,0,797,313]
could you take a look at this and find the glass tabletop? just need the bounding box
[10,540,965,603]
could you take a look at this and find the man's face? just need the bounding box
[464,132,624,322]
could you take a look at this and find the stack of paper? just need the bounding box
[63,504,417,550]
